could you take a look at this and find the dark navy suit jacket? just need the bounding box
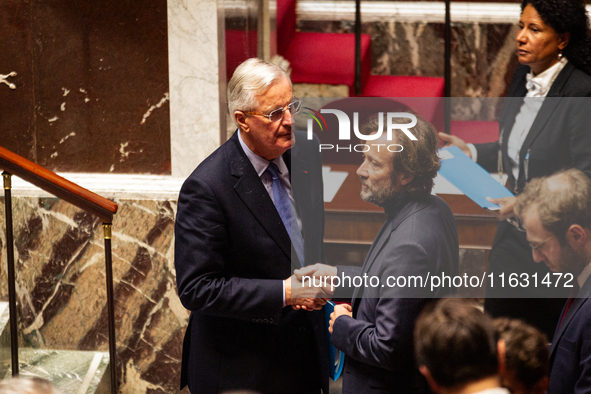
[331,193,459,394]
[175,130,328,394]
[548,275,591,394]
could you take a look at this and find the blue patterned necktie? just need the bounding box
[266,162,305,267]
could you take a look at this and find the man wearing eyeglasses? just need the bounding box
[174,58,329,394]
[514,168,591,394]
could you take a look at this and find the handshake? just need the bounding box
[284,263,338,311]
[283,263,354,332]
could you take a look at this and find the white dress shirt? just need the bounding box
[473,388,511,394]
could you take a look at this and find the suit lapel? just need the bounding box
[287,142,311,210]
[499,66,527,188]
[229,133,293,260]
[519,63,573,162]
[547,61,574,97]
[550,275,591,360]
[351,200,426,307]
[351,221,392,307]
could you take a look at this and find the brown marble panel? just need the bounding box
[0,0,36,161]
[0,0,171,175]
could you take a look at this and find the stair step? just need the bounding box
[2,349,110,394]
[0,302,10,378]
[0,303,110,394]
[284,32,372,95]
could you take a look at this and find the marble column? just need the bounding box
[168,0,227,178]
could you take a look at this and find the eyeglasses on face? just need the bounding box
[243,98,301,122]
[528,234,555,251]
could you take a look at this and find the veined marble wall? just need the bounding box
[0,195,187,394]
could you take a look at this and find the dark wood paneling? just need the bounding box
[325,165,498,252]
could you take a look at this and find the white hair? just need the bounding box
[227,58,291,121]
[0,378,61,394]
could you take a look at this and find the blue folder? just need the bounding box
[325,302,345,381]
[438,146,514,210]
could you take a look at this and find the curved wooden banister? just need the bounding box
[0,145,118,223]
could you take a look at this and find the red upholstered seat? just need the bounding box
[450,120,499,144]
[361,75,445,97]
[284,32,372,95]
[359,75,445,130]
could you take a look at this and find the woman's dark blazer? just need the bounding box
[475,61,591,195]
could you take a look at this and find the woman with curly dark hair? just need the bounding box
[521,0,591,76]
[440,0,591,339]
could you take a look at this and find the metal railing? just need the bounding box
[0,145,119,393]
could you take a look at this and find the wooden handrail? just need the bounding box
[0,146,118,223]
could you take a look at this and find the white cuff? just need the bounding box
[468,143,478,162]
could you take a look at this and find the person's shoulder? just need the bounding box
[430,193,453,210]
[293,130,321,151]
[182,134,238,186]
[395,195,454,231]
[412,195,456,231]
[416,194,454,216]
[513,64,530,81]
[564,67,591,96]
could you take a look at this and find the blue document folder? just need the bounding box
[438,146,514,210]
[325,302,345,381]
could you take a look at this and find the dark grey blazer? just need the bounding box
[331,193,459,394]
[175,130,328,394]
[548,275,591,394]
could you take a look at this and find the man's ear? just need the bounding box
[565,224,587,250]
[497,339,506,377]
[419,365,442,394]
[235,111,249,133]
[397,172,414,187]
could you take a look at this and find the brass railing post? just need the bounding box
[103,223,118,394]
[3,172,19,376]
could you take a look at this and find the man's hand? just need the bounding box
[284,275,330,311]
[329,304,353,334]
[294,263,338,295]
[438,133,472,158]
[486,196,516,221]
[294,263,338,281]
